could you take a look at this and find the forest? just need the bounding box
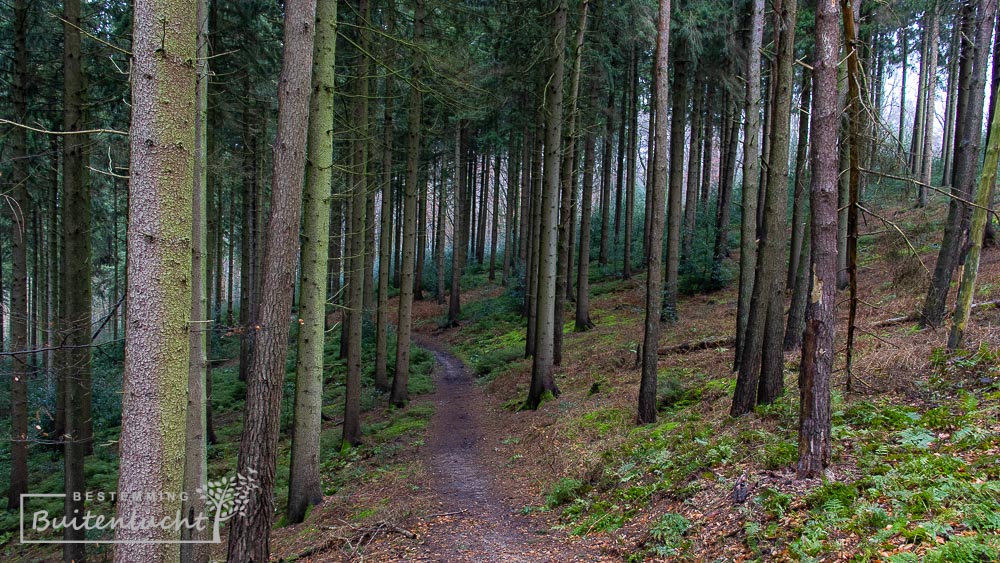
[1,0,1000,560]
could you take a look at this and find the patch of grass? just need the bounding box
[546,478,588,508]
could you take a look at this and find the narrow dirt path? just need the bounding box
[392,335,600,562]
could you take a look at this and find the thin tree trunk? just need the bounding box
[623,46,638,279]
[784,220,811,351]
[375,71,394,393]
[343,0,370,448]
[555,0,588,365]
[788,70,811,289]
[449,126,468,325]
[576,100,597,331]
[919,7,940,198]
[639,0,671,424]
[436,156,447,305]
[60,0,90,555]
[393,0,424,407]
[599,88,614,265]
[713,92,739,280]
[287,0,336,526]
[489,152,501,280]
[735,0,765,371]
[7,0,30,512]
[664,50,688,321]
[181,0,211,555]
[683,71,705,260]
[941,19,960,186]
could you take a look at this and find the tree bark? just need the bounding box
[449,126,468,325]
[599,88,614,265]
[375,70,395,393]
[226,0,317,559]
[287,0,336,526]
[638,0,672,424]
[732,0,796,415]
[393,0,424,407]
[576,84,598,332]
[181,0,211,555]
[788,69,811,289]
[7,0,29,512]
[922,0,995,328]
[527,0,567,409]
[798,0,838,478]
[115,0,196,557]
[60,0,90,556]
[343,0,370,448]
[682,71,704,261]
[735,0,765,371]
[664,50,688,321]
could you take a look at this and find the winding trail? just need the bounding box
[399,335,598,562]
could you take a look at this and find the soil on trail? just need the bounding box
[384,335,600,562]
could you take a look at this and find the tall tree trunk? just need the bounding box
[7,0,30,512]
[639,0,671,424]
[788,70,811,289]
[477,152,489,264]
[181,0,211,555]
[449,126,468,325]
[735,0,765,371]
[922,0,995,328]
[599,88,614,265]
[527,0,567,409]
[393,0,424,407]
[683,71,705,260]
[555,0,588,365]
[375,72,394,393]
[60,0,90,555]
[910,20,929,175]
[899,28,908,152]
[518,128,532,269]
[343,0,370,447]
[576,82,598,331]
[713,92,739,281]
[489,152,501,280]
[415,162,428,299]
[732,0,796,415]
[287,0,336,526]
[436,156,447,305]
[798,0,839,477]
[623,46,638,279]
[701,85,717,204]
[784,220,811,351]
[614,84,627,251]
[919,7,940,198]
[664,50,688,321]
[941,19,960,186]
[226,0,317,559]
[114,0,196,557]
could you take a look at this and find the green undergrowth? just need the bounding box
[543,344,1000,561]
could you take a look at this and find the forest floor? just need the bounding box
[272,198,1000,562]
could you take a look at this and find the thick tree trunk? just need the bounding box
[226,0,317,560]
[527,0,567,409]
[115,0,196,557]
[735,0,764,371]
[638,0,671,424]
[393,0,424,407]
[287,0,336,526]
[798,0,838,478]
